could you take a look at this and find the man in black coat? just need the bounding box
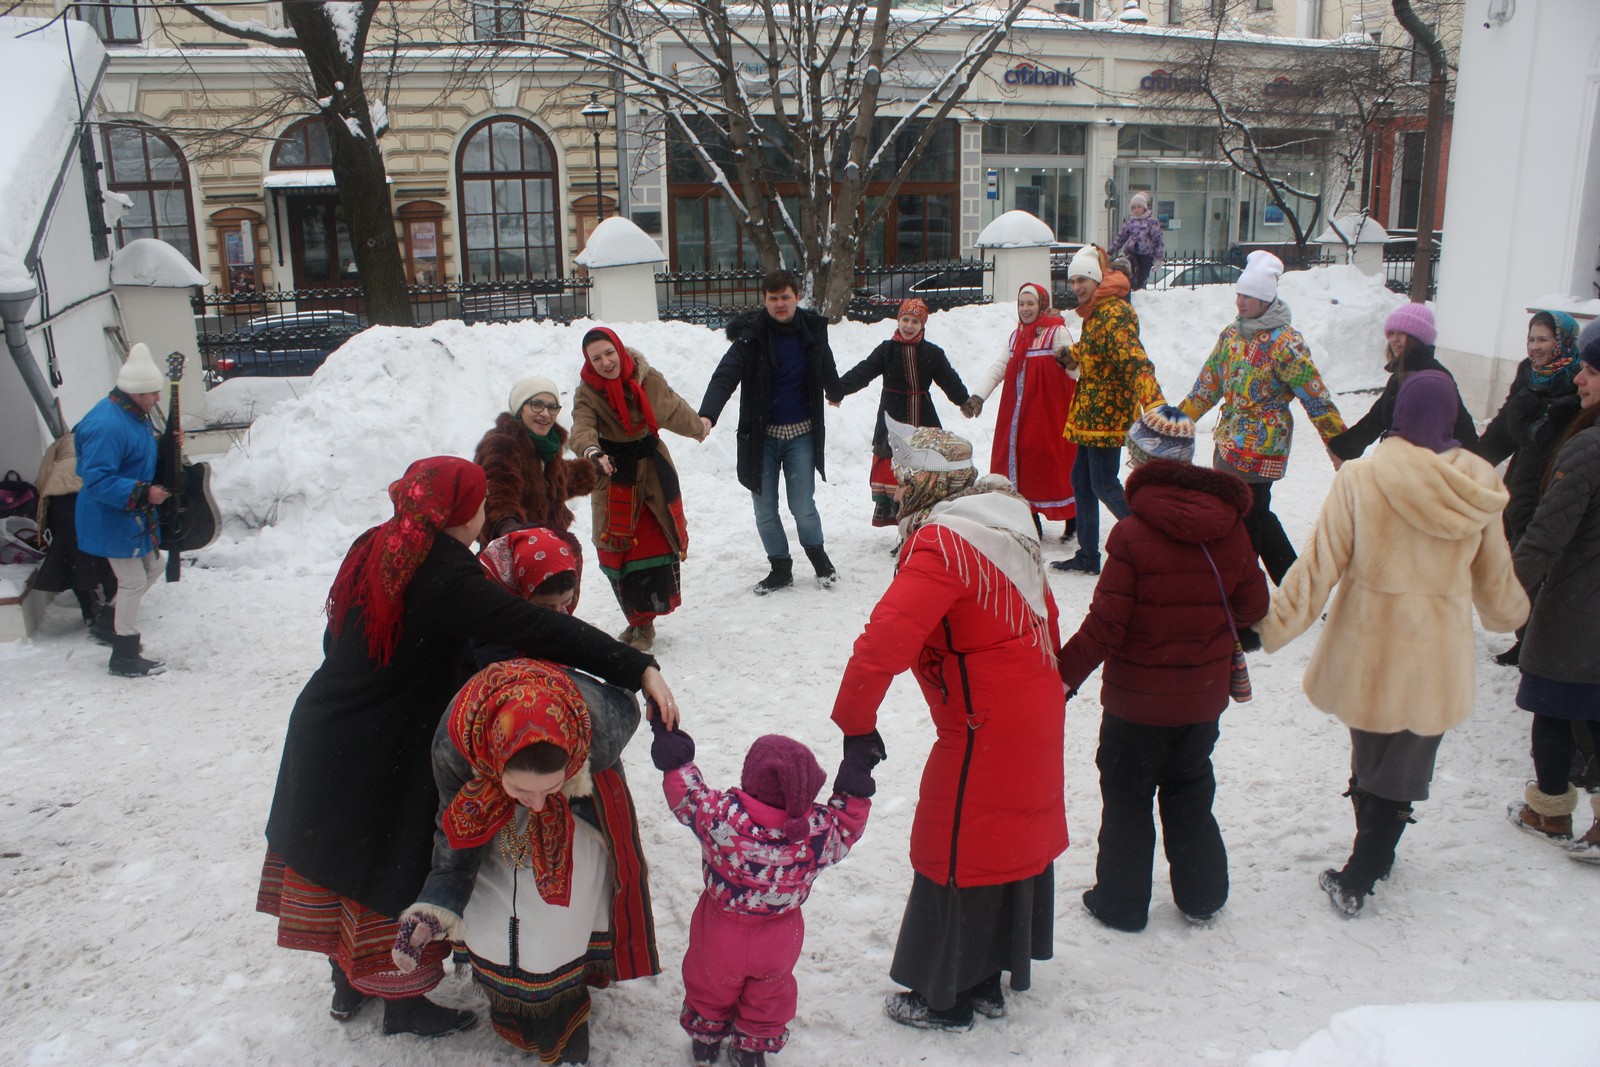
[699,270,841,594]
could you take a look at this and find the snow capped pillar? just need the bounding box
[111,239,209,429]
[1314,215,1388,280]
[574,218,668,325]
[975,211,1056,304]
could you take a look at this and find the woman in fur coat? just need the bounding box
[569,326,706,653]
[832,421,1066,1032]
[1255,372,1528,916]
[1504,319,1600,862]
[473,375,596,544]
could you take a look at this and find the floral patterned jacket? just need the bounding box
[1064,291,1165,445]
[1179,308,1345,480]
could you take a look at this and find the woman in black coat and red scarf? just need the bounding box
[257,456,678,1038]
[831,298,974,526]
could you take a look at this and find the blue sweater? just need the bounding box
[769,330,813,425]
[74,392,159,558]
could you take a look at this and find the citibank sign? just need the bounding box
[1140,68,1206,93]
[1005,62,1077,88]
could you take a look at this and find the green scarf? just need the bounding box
[529,427,562,460]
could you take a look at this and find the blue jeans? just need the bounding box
[1072,445,1130,562]
[752,432,824,559]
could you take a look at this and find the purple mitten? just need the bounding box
[834,748,878,798]
[649,715,696,771]
[391,911,444,972]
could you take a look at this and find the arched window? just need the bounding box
[101,123,198,267]
[272,118,332,169]
[457,117,560,281]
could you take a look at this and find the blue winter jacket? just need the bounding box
[74,392,160,558]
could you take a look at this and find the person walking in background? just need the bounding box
[1055,246,1166,576]
[1107,192,1165,292]
[1326,303,1478,463]
[32,429,117,640]
[1473,310,1584,668]
[649,725,873,1067]
[473,374,595,545]
[570,326,705,653]
[1059,407,1267,932]
[1504,318,1600,862]
[700,270,841,594]
[831,297,974,527]
[964,282,1078,539]
[1255,373,1527,917]
[1179,250,1346,585]
[74,342,176,677]
[832,423,1065,1032]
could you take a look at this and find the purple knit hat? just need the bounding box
[1384,303,1437,347]
[1390,370,1460,453]
[741,735,827,842]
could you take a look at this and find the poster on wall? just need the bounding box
[224,223,257,295]
[1157,200,1176,230]
[1262,204,1286,227]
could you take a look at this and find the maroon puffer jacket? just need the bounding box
[1057,459,1268,724]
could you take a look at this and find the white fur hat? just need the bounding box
[507,375,561,416]
[1236,250,1284,303]
[115,343,165,394]
[1067,245,1104,283]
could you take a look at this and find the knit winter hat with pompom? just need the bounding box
[1126,404,1196,465]
[741,734,827,843]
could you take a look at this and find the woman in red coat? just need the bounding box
[831,419,1066,1033]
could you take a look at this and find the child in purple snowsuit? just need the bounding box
[650,719,878,1067]
[1109,191,1165,291]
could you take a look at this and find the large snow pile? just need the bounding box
[8,263,1594,1066]
[1251,1001,1600,1067]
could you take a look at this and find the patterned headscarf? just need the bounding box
[893,298,929,344]
[1530,310,1581,385]
[580,326,659,436]
[441,659,593,906]
[889,420,978,530]
[325,456,486,666]
[479,526,583,614]
[1012,283,1067,365]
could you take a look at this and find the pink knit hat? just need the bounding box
[1384,303,1437,346]
[741,735,827,842]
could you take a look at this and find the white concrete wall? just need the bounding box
[115,286,205,427]
[1435,4,1600,415]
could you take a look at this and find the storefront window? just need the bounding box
[979,121,1088,241]
[456,117,560,281]
[981,122,1086,156]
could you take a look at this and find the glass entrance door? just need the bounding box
[286,194,360,296]
[1205,193,1234,258]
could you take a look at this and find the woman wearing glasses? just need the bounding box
[473,375,597,544]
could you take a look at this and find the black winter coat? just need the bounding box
[1514,424,1600,685]
[1327,346,1479,461]
[1473,358,1582,544]
[264,534,653,917]
[831,337,972,457]
[699,307,839,493]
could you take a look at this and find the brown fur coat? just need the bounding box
[472,413,596,544]
[1258,436,1528,735]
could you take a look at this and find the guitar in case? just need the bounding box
[156,351,221,581]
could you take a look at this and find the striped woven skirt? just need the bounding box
[467,938,614,1061]
[255,850,449,998]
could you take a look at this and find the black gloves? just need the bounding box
[1238,626,1262,654]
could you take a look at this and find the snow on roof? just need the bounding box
[1314,214,1388,245]
[110,238,209,288]
[975,210,1056,249]
[0,17,107,294]
[574,217,668,269]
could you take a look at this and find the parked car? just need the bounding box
[1381,231,1443,295]
[847,266,995,322]
[211,310,367,379]
[1145,261,1243,291]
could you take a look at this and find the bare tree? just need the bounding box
[482,0,1040,318]
[161,2,411,324]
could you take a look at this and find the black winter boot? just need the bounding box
[802,544,838,588]
[109,633,165,677]
[328,959,370,1021]
[1324,796,1413,916]
[88,606,116,646]
[753,556,793,596]
[381,995,476,1037]
[963,972,1006,1018]
[884,990,974,1032]
[730,1048,767,1067]
[691,1038,723,1066]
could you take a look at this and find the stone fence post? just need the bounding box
[574,218,668,324]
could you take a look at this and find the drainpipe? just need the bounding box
[1,286,65,439]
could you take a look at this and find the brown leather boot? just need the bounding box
[1507,783,1577,843]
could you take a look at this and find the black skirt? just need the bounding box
[889,866,1055,1011]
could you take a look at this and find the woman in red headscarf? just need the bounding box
[964,282,1079,538]
[569,326,706,653]
[257,456,678,1039]
[831,297,975,527]
[392,658,664,1063]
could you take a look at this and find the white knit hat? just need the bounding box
[1067,245,1103,283]
[115,343,165,394]
[1236,250,1283,303]
[507,375,561,415]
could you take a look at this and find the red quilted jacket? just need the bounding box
[1057,459,1269,725]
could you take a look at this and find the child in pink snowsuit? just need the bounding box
[650,719,878,1067]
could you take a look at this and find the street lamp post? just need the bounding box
[581,92,609,222]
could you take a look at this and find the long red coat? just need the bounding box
[987,323,1077,519]
[1057,459,1269,725]
[832,511,1067,888]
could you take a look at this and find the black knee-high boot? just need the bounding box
[1324,794,1413,915]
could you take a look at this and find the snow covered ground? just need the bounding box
[4,267,1597,1066]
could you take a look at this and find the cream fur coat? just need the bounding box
[1257,436,1529,735]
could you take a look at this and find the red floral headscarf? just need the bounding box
[1011,283,1067,365]
[580,326,659,436]
[479,526,583,614]
[893,298,930,344]
[326,456,486,666]
[442,659,593,906]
